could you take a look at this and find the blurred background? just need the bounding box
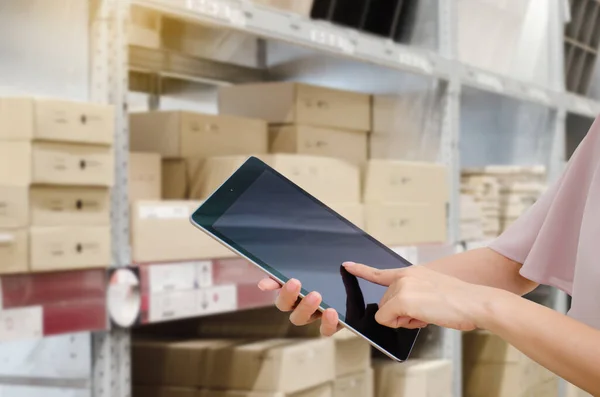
[0,0,594,396]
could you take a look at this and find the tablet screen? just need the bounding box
[196,159,419,360]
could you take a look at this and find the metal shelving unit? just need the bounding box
[0,1,594,396]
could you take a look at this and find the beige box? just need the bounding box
[0,98,113,145]
[332,329,371,377]
[133,386,198,397]
[219,83,370,132]
[132,339,239,387]
[29,226,111,272]
[364,160,448,204]
[250,0,314,16]
[162,159,191,199]
[329,203,365,229]
[269,125,367,164]
[190,155,360,204]
[464,363,557,397]
[365,203,447,246]
[374,359,452,397]
[0,141,113,187]
[130,111,267,159]
[0,229,28,274]
[207,338,335,393]
[463,331,523,364]
[203,383,332,397]
[130,200,235,263]
[130,152,162,202]
[334,369,373,397]
[129,5,161,48]
[0,185,110,228]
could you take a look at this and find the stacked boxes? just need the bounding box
[463,331,558,397]
[373,359,453,397]
[0,98,113,273]
[460,194,485,242]
[363,160,448,246]
[332,329,373,397]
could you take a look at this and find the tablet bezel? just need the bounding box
[190,156,419,362]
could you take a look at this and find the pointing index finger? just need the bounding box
[342,262,404,286]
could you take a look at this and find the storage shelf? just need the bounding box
[564,92,600,117]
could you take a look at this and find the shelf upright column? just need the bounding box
[437,1,462,397]
[89,0,132,396]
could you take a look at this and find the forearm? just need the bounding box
[477,289,600,395]
[423,248,538,295]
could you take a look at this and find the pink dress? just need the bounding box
[489,116,600,329]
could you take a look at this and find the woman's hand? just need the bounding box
[257,277,341,336]
[343,262,497,331]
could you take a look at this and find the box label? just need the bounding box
[148,290,197,322]
[196,261,213,288]
[196,285,237,316]
[139,205,190,219]
[148,262,198,293]
[0,306,43,341]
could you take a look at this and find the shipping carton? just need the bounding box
[364,160,448,204]
[130,152,162,202]
[162,158,196,199]
[0,228,28,274]
[219,83,370,131]
[0,186,110,228]
[130,111,267,159]
[269,125,367,164]
[373,359,453,397]
[133,386,198,397]
[207,338,335,393]
[0,98,113,144]
[333,369,373,397]
[130,200,235,263]
[332,329,371,377]
[129,5,161,48]
[364,203,447,246]
[203,383,333,397]
[328,203,365,229]
[29,226,111,271]
[0,141,114,186]
[190,155,360,204]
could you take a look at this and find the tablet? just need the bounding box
[190,156,419,361]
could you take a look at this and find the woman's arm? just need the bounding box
[344,262,599,395]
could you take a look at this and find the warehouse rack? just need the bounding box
[0,0,593,396]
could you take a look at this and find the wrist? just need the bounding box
[470,286,515,331]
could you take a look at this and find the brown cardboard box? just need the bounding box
[130,111,267,159]
[133,386,198,397]
[0,141,114,186]
[334,369,373,397]
[0,186,110,228]
[132,339,239,387]
[130,152,162,202]
[364,160,448,204]
[364,203,447,246]
[0,229,28,274]
[219,83,370,132]
[130,200,235,263]
[203,383,333,397]
[162,159,190,199]
[269,125,367,164]
[332,329,371,377]
[0,98,113,145]
[329,203,364,229]
[129,5,161,48]
[463,331,523,365]
[207,338,335,393]
[190,155,360,204]
[374,359,452,397]
[29,226,111,271]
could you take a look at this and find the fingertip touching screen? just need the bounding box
[191,157,419,361]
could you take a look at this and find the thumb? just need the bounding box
[342,262,405,286]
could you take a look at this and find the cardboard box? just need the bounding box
[190,155,361,204]
[0,229,28,274]
[364,161,448,204]
[374,359,452,397]
[0,185,110,228]
[131,201,235,263]
[130,111,267,159]
[219,83,370,132]
[364,203,447,246]
[132,339,239,387]
[130,152,162,202]
[133,386,198,397]
[250,0,314,16]
[334,369,373,397]
[203,383,333,397]
[207,338,335,393]
[0,141,114,186]
[29,226,111,271]
[162,159,190,199]
[329,203,364,229]
[0,98,113,144]
[332,329,371,377]
[129,5,161,48]
[269,125,367,164]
